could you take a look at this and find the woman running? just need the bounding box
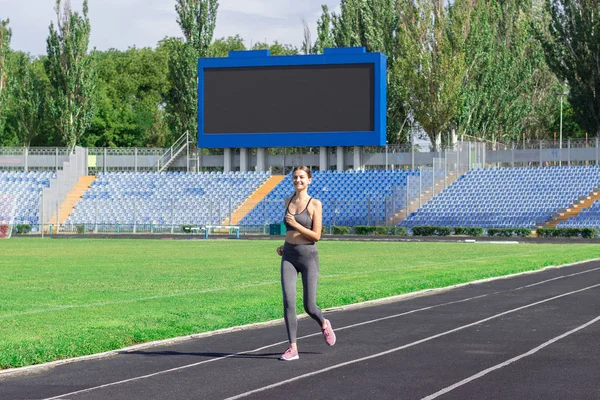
[276,166,336,361]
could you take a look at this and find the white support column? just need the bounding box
[319,146,328,171]
[256,148,267,172]
[336,146,345,171]
[239,148,249,172]
[353,146,363,171]
[224,148,233,172]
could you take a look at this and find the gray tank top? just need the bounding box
[284,196,313,231]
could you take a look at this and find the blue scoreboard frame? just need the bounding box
[197,47,387,148]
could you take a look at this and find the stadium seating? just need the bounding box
[7,164,594,232]
[65,171,270,227]
[401,166,600,229]
[240,169,419,226]
[0,170,53,228]
[557,199,600,228]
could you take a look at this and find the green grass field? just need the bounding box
[1,238,599,369]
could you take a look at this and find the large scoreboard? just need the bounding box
[197,47,386,148]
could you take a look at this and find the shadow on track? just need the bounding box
[120,350,322,360]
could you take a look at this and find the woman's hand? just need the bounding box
[284,213,298,229]
[276,245,284,256]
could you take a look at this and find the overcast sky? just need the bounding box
[0,0,342,56]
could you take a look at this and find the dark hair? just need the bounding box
[292,165,312,179]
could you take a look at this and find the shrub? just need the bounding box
[537,227,599,238]
[76,225,85,234]
[454,227,484,237]
[412,226,484,237]
[581,228,599,238]
[354,226,401,235]
[412,226,452,236]
[354,226,375,235]
[412,226,430,236]
[13,224,32,234]
[391,226,409,236]
[487,228,532,237]
[373,226,389,235]
[332,226,351,235]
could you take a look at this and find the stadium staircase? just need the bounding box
[155,132,192,172]
[222,175,286,225]
[392,171,460,225]
[48,176,96,225]
[543,186,600,228]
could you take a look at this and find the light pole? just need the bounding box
[559,89,568,166]
[559,94,563,149]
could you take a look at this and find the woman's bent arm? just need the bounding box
[289,200,322,242]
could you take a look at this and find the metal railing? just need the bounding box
[156,132,191,172]
[3,138,600,172]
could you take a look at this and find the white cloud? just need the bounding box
[1,0,342,55]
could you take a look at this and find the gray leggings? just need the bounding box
[281,242,325,343]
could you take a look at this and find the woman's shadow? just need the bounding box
[120,350,321,360]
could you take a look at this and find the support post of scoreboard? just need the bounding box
[353,146,364,171]
[223,148,233,172]
[336,146,345,171]
[257,148,267,172]
[239,148,249,172]
[319,147,329,171]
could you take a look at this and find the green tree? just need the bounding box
[331,0,363,48]
[44,0,97,152]
[0,19,11,138]
[86,45,171,147]
[535,0,600,137]
[251,41,298,55]
[8,52,48,146]
[396,0,466,150]
[457,0,562,143]
[209,34,246,57]
[166,0,218,143]
[312,5,334,54]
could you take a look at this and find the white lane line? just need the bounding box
[516,266,600,290]
[223,283,600,400]
[1,249,554,319]
[41,339,288,400]
[37,266,600,399]
[316,266,600,337]
[421,315,600,400]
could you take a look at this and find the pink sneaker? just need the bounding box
[322,319,336,346]
[279,347,299,361]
